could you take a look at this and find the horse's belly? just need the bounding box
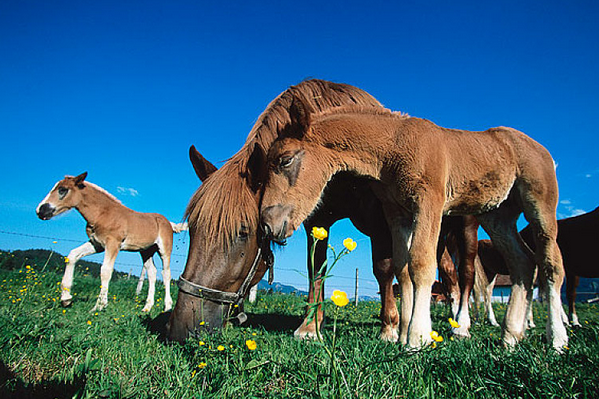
[445,173,514,215]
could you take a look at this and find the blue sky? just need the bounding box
[1,1,598,297]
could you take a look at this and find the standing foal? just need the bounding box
[36,172,185,312]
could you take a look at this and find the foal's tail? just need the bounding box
[170,222,189,233]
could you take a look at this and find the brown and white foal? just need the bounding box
[36,172,186,312]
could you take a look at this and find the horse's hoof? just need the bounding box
[294,328,318,340]
[141,306,152,312]
[61,299,73,307]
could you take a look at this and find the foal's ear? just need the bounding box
[288,94,313,139]
[189,145,218,182]
[245,143,268,193]
[74,172,87,188]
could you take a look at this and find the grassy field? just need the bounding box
[1,260,599,398]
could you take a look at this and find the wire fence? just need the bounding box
[0,228,383,297]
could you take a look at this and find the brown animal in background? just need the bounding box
[479,207,599,327]
[259,98,567,350]
[36,172,186,312]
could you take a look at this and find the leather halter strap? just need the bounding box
[177,245,273,310]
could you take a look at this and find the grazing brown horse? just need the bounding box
[259,100,567,350]
[479,207,599,327]
[167,79,401,342]
[36,173,186,312]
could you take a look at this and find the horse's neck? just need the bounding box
[76,186,124,226]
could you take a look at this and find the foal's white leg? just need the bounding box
[160,254,173,312]
[92,242,119,312]
[248,285,258,303]
[478,212,534,347]
[136,265,146,296]
[406,202,444,348]
[62,242,98,306]
[140,251,157,312]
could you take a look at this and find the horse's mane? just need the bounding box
[82,181,123,205]
[185,79,382,249]
[311,104,408,122]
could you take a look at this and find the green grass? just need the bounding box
[1,264,599,398]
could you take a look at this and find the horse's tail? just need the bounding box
[170,222,188,233]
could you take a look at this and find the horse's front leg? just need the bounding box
[62,241,99,307]
[407,198,444,348]
[383,210,413,345]
[294,223,330,339]
[92,240,119,312]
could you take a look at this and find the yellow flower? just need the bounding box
[87,320,92,325]
[199,321,205,326]
[65,257,70,263]
[331,290,349,307]
[246,339,257,351]
[311,227,328,241]
[199,341,206,346]
[449,318,460,329]
[343,238,357,252]
[198,362,207,369]
[217,345,225,351]
[430,330,443,342]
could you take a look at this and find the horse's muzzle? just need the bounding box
[261,205,291,244]
[37,203,54,220]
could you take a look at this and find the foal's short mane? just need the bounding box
[185,79,382,249]
[312,104,408,122]
[82,181,123,205]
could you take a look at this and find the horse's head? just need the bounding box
[36,172,88,220]
[260,98,335,243]
[167,146,272,342]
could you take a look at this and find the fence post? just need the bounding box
[355,268,359,306]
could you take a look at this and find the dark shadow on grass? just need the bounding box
[244,312,304,332]
[0,360,85,399]
[141,311,172,342]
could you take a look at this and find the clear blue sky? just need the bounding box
[1,1,598,297]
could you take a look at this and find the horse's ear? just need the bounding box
[189,145,217,182]
[288,93,313,139]
[74,172,87,188]
[245,143,268,193]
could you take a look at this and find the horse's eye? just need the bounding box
[57,187,68,198]
[280,156,294,168]
[238,227,250,241]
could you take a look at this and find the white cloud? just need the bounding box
[116,187,139,197]
[586,174,592,178]
[560,199,571,205]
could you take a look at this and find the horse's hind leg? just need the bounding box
[62,241,99,306]
[157,234,174,312]
[520,192,568,350]
[140,249,157,312]
[478,206,535,347]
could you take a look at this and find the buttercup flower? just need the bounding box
[246,339,257,351]
[312,227,328,241]
[198,362,207,369]
[343,238,357,252]
[331,290,349,307]
[449,317,460,329]
[217,345,225,351]
[430,330,443,342]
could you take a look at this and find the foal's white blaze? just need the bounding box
[36,182,59,213]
